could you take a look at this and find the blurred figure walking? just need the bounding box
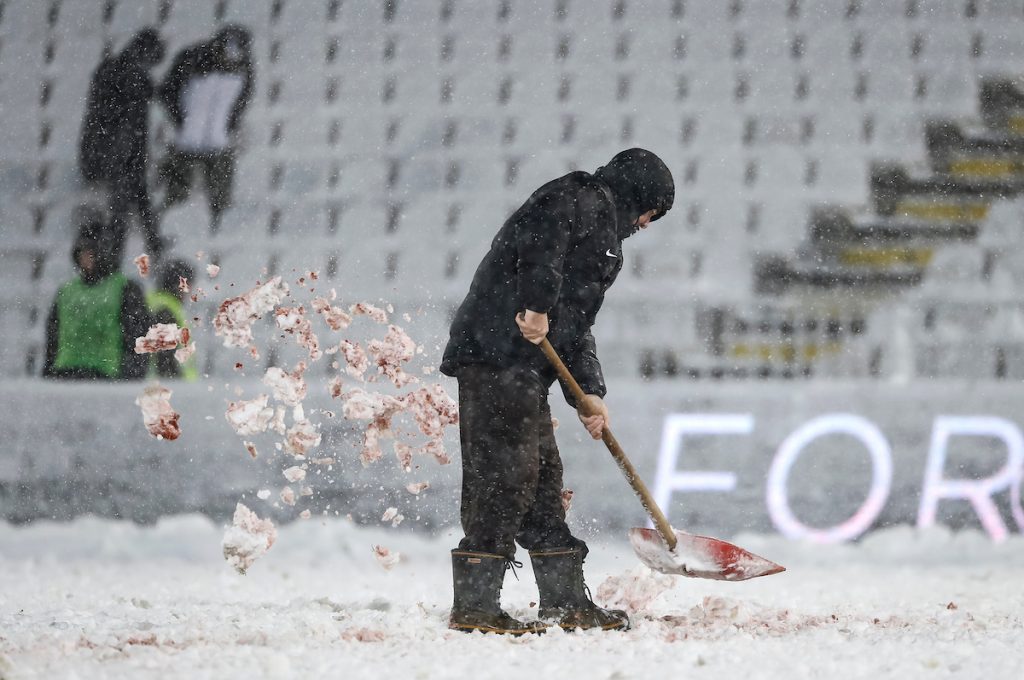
[158,26,254,233]
[79,28,166,265]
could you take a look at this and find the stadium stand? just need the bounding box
[2,0,1024,383]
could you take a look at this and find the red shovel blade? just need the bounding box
[628,527,786,581]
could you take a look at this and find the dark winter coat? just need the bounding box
[79,36,162,184]
[159,27,254,134]
[440,149,675,404]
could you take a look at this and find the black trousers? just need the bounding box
[105,174,161,264]
[456,364,585,558]
[159,149,236,224]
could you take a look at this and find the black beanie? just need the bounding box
[594,148,675,235]
[71,222,102,268]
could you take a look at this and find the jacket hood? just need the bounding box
[122,28,165,66]
[214,25,252,64]
[594,148,675,239]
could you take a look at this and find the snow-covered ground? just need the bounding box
[1,517,1022,680]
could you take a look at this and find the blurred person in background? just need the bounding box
[440,148,675,635]
[147,259,198,381]
[43,223,150,381]
[78,28,166,264]
[158,25,254,233]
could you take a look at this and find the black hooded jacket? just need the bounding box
[79,29,164,183]
[159,26,254,134]
[440,149,674,403]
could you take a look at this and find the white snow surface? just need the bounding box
[1,520,1022,679]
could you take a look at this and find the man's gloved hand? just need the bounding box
[515,309,549,344]
[577,394,609,440]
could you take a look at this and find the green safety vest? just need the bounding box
[147,290,199,381]
[53,273,128,378]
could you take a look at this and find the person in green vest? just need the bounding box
[43,223,150,380]
[147,259,198,380]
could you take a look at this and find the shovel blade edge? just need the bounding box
[628,527,786,581]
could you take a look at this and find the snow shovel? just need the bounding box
[539,338,785,581]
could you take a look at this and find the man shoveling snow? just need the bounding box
[440,148,675,635]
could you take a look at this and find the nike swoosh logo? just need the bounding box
[605,249,617,257]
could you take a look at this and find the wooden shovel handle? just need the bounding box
[539,338,678,551]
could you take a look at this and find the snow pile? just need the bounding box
[221,503,276,575]
[595,566,676,614]
[135,385,181,441]
[134,323,189,354]
[4,519,1024,678]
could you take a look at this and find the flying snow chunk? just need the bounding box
[214,276,290,348]
[284,419,321,457]
[372,545,400,570]
[328,376,344,398]
[367,325,418,388]
[406,482,430,495]
[350,302,388,324]
[561,489,574,513]
[274,306,304,333]
[207,264,220,278]
[222,503,277,574]
[381,507,404,527]
[225,395,275,436]
[280,486,296,506]
[174,341,196,364]
[274,306,322,360]
[263,362,308,407]
[312,296,352,331]
[283,466,306,483]
[338,340,368,378]
[136,385,181,441]
[134,254,150,277]
[135,323,189,354]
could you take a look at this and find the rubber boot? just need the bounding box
[449,550,547,635]
[530,547,630,631]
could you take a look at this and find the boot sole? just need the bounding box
[449,622,547,636]
[556,620,629,632]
